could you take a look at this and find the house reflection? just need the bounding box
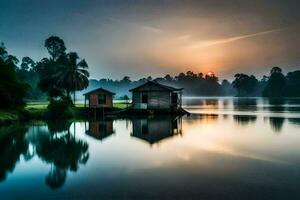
[131,116,182,145]
[85,120,115,141]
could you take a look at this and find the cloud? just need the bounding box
[188,29,282,49]
[140,25,163,34]
[106,17,163,34]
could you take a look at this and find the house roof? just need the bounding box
[83,87,115,96]
[129,81,183,92]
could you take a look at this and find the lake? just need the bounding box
[1,97,300,200]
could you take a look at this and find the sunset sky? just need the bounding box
[1,0,300,80]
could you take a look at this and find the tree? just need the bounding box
[263,67,286,97]
[0,44,28,109]
[164,74,173,82]
[20,57,36,71]
[38,36,89,103]
[36,58,65,98]
[37,36,68,99]
[44,36,66,61]
[232,74,258,96]
[56,52,89,103]
[285,70,300,97]
[221,79,235,96]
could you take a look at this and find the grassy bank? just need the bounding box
[0,101,128,125]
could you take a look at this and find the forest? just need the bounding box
[83,67,300,99]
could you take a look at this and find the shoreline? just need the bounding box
[0,106,189,125]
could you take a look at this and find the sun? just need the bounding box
[206,71,214,77]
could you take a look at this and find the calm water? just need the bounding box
[1,97,300,200]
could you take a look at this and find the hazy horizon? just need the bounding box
[1,0,300,80]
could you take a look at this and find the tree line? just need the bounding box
[84,67,300,98]
[233,67,300,97]
[0,36,89,112]
[1,35,300,109]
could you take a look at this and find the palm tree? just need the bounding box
[57,52,89,103]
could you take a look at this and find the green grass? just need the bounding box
[113,102,129,109]
[26,101,49,109]
[0,101,129,124]
[26,101,128,109]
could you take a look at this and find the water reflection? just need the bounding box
[233,98,257,111]
[233,115,257,125]
[265,98,286,112]
[0,121,89,190]
[85,120,115,141]
[1,98,300,199]
[131,116,182,145]
[35,120,89,189]
[288,118,300,126]
[0,125,29,182]
[269,117,285,133]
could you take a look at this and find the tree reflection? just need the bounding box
[233,98,257,111]
[233,115,257,126]
[267,98,286,112]
[36,120,89,189]
[288,118,300,126]
[46,166,67,189]
[269,117,285,133]
[0,125,29,182]
[47,120,73,134]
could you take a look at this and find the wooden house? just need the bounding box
[129,81,183,110]
[83,88,115,108]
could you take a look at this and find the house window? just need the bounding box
[141,94,148,104]
[98,94,106,104]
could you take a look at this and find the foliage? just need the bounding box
[0,124,29,182]
[83,71,225,98]
[16,57,45,100]
[37,36,89,104]
[221,79,235,96]
[46,97,74,119]
[36,57,66,98]
[56,52,89,101]
[285,70,300,97]
[44,36,66,61]
[232,74,258,96]
[263,67,286,97]
[0,44,28,109]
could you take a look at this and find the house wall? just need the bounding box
[88,91,113,108]
[132,91,171,109]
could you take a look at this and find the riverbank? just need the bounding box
[0,102,128,125]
